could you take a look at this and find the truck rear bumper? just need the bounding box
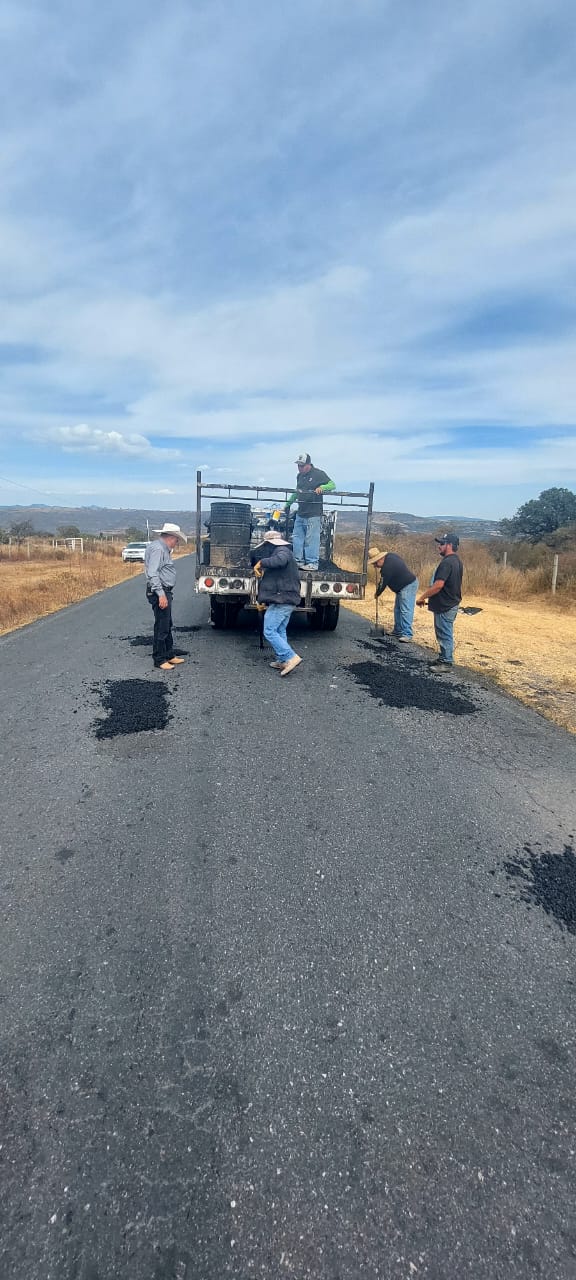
[196,573,362,600]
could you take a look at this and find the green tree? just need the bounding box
[499,488,576,543]
[56,524,82,538]
[9,519,35,542]
[125,526,147,541]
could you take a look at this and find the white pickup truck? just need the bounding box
[194,472,374,632]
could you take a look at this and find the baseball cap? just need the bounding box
[435,531,459,549]
[295,453,311,465]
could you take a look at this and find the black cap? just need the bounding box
[435,531,459,549]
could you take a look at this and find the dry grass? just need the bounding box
[337,536,576,733]
[0,550,144,634]
[335,533,576,604]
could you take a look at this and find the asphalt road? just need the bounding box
[1,556,575,1280]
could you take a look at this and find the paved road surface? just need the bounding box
[1,556,575,1280]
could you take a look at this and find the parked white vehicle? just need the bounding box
[121,542,149,562]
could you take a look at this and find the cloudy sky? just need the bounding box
[1,0,575,518]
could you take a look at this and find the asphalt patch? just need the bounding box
[348,639,477,716]
[92,679,172,738]
[501,843,576,935]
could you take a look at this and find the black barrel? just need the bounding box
[209,501,252,566]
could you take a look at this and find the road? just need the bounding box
[1,555,575,1280]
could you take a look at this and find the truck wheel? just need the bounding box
[308,601,340,631]
[210,599,238,629]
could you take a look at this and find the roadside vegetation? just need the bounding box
[0,533,191,635]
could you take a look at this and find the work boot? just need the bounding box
[167,656,185,664]
[156,661,175,671]
[269,661,285,669]
[280,655,302,677]
[428,659,453,672]
[397,636,411,643]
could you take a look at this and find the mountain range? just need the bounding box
[0,504,501,540]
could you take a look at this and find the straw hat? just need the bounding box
[367,546,387,566]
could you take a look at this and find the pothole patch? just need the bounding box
[92,679,172,738]
[500,843,576,935]
[347,640,477,716]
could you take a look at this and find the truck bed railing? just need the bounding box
[195,471,374,578]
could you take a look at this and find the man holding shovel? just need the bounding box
[251,530,302,676]
[368,547,418,640]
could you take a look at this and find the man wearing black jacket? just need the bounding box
[251,530,303,676]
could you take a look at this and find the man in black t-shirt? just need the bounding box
[285,453,335,569]
[368,547,419,640]
[416,533,463,670]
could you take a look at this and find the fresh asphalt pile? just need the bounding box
[500,843,576,935]
[347,636,478,715]
[93,678,173,738]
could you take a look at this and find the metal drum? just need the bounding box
[209,501,252,566]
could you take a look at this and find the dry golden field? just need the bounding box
[0,548,144,634]
[336,536,576,734]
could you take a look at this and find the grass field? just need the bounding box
[337,535,576,734]
[0,550,144,634]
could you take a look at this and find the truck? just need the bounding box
[194,470,374,632]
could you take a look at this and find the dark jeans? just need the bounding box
[147,588,174,664]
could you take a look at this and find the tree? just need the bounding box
[9,519,35,542]
[125,526,147,541]
[57,524,82,538]
[499,488,576,543]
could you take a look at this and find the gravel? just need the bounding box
[92,678,173,738]
[502,843,576,934]
[347,638,478,715]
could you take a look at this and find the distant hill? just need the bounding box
[0,503,501,541]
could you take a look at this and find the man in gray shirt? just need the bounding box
[144,523,187,670]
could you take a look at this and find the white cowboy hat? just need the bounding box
[367,546,387,565]
[153,522,187,541]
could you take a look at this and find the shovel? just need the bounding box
[369,593,387,637]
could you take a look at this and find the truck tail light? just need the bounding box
[218,578,229,588]
[333,582,343,592]
[204,577,214,587]
[346,583,358,594]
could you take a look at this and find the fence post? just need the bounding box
[551,554,559,595]
[26,539,31,559]
[503,550,508,567]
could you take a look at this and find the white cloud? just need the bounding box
[43,424,180,459]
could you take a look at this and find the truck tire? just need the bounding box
[210,598,239,629]
[309,601,340,631]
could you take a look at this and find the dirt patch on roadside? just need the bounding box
[344,594,576,733]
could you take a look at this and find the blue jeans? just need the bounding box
[433,605,459,663]
[393,578,418,638]
[263,604,297,663]
[292,515,321,567]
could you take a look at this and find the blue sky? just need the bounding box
[1,0,576,518]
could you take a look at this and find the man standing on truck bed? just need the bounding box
[416,532,463,671]
[285,453,335,570]
[144,522,187,671]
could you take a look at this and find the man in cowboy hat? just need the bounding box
[144,523,187,670]
[367,547,419,640]
[250,530,303,676]
[285,453,336,570]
